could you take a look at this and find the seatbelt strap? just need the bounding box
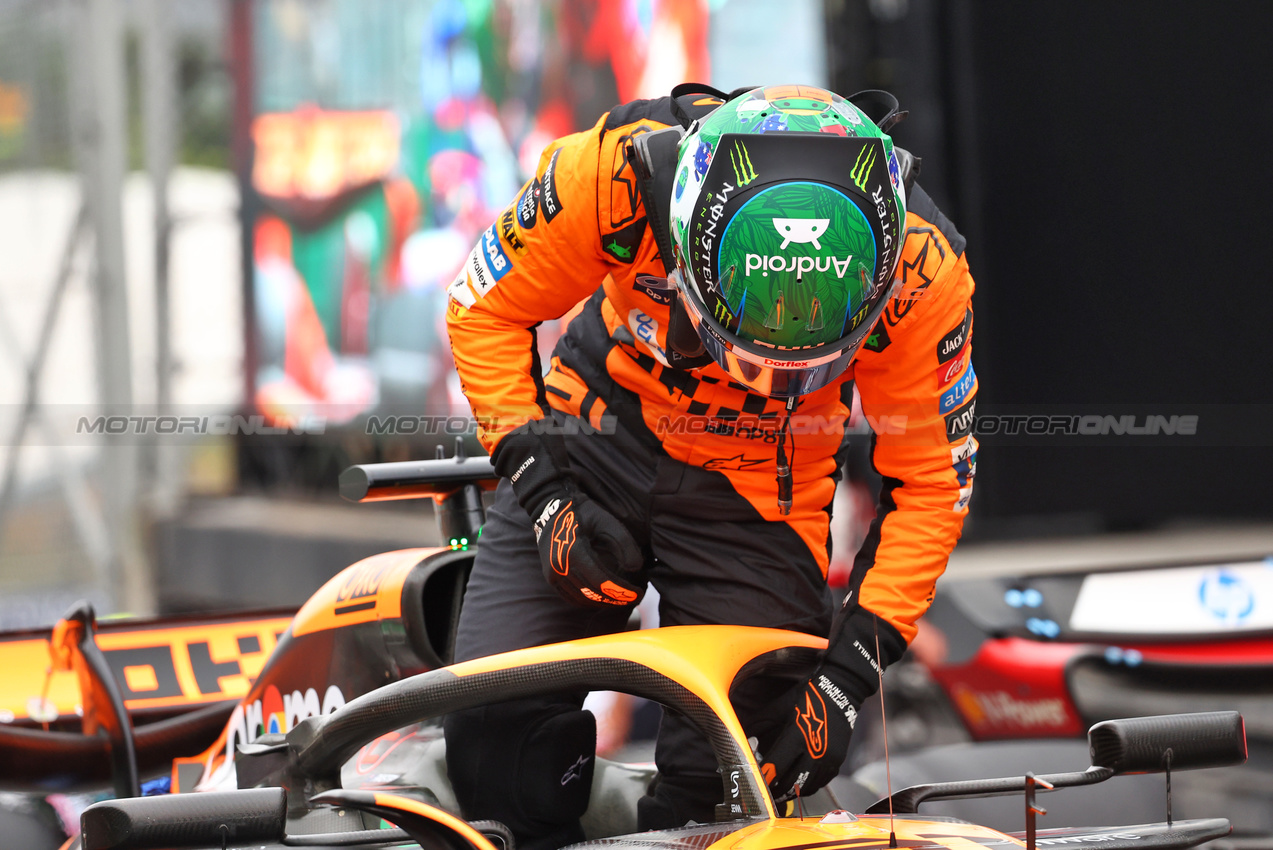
[627,83,736,274]
[626,126,684,275]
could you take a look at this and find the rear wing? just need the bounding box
[0,608,293,726]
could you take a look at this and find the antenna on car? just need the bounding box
[1024,772,1053,850]
[873,615,897,849]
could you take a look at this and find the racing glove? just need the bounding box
[762,603,907,802]
[492,422,646,609]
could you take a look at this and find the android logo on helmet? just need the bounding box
[774,218,829,249]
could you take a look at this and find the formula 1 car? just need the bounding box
[0,451,1254,850]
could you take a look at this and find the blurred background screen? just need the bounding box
[242,0,829,433]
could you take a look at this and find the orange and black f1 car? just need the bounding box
[0,453,1252,850]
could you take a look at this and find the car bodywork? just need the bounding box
[70,615,1249,850]
[0,455,1255,850]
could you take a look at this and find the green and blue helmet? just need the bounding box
[669,85,907,397]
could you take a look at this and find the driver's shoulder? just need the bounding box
[904,183,966,263]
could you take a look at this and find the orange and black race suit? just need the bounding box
[445,94,978,648]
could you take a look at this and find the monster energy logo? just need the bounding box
[847,301,870,330]
[729,142,758,187]
[713,299,734,324]
[851,145,877,192]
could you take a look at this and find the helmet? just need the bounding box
[668,85,907,397]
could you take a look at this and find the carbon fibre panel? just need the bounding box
[564,821,755,850]
[289,657,765,818]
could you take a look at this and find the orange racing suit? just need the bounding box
[446,93,978,648]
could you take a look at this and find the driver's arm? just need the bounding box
[445,117,613,453]
[849,196,978,650]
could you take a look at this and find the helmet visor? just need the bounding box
[672,266,896,397]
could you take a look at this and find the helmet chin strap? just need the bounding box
[775,396,798,515]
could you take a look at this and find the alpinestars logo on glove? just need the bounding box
[795,682,828,758]
[560,754,590,786]
[533,497,561,542]
[550,510,577,575]
[600,581,638,604]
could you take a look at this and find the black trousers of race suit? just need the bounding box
[444,413,835,848]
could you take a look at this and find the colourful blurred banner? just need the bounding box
[247,0,710,427]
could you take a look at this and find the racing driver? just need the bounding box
[443,83,979,849]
